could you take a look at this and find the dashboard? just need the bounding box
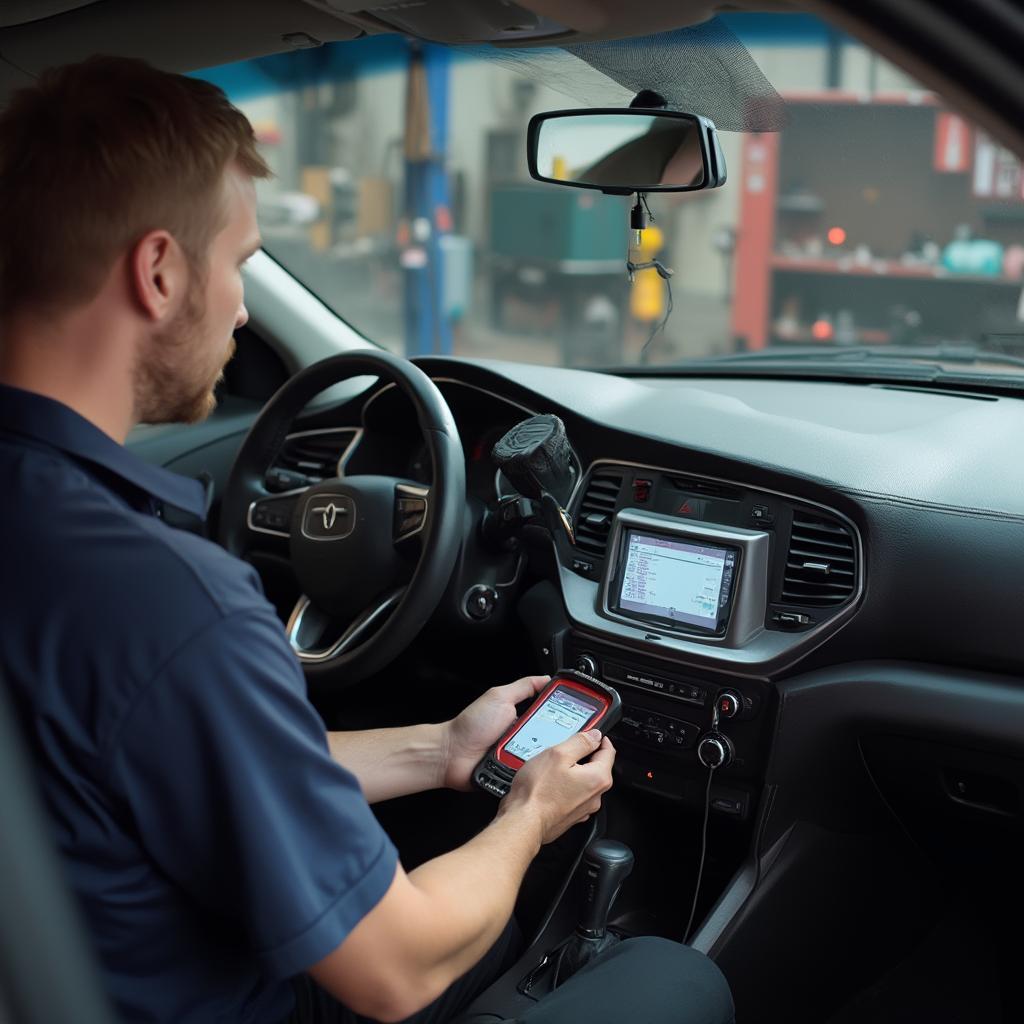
[244,355,1024,823]
[268,356,1024,683]
[394,357,1024,681]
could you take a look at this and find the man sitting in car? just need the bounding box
[0,56,734,1024]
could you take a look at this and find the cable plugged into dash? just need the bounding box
[685,695,739,943]
[683,761,716,944]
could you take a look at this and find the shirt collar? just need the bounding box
[0,383,208,520]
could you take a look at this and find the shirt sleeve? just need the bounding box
[105,604,399,980]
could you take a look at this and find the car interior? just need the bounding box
[2,1,1024,1022]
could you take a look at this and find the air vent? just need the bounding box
[574,469,624,557]
[668,475,742,501]
[782,511,857,606]
[277,429,357,480]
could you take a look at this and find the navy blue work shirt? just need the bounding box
[0,383,399,1023]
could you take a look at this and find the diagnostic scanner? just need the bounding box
[473,670,622,798]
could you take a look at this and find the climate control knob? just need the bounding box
[575,654,598,677]
[697,733,735,770]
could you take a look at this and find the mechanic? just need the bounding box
[0,57,735,1024]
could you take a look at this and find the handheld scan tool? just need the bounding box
[473,670,622,798]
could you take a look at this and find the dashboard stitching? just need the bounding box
[848,490,1024,523]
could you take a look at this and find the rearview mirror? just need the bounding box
[527,108,727,195]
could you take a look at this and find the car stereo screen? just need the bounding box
[503,687,597,762]
[615,530,738,634]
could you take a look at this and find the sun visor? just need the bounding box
[469,18,786,132]
[0,1,101,29]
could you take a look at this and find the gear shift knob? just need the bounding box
[552,838,635,988]
[577,839,635,939]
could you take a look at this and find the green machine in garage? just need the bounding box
[488,183,630,363]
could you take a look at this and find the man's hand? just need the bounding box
[314,707,615,1018]
[441,675,550,791]
[501,729,616,844]
[311,729,614,1019]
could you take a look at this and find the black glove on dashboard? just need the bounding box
[491,414,578,509]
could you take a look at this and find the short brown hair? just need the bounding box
[0,56,271,319]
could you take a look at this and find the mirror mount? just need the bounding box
[629,194,649,242]
[629,89,668,110]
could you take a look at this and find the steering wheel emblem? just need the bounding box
[315,502,342,530]
[302,494,355,540]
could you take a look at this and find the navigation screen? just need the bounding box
[615,531,738,634]
[504,687,598,762]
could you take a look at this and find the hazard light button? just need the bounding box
[675,497,707,519]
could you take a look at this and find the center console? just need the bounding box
[557,460,862,671]
[561,630,763,818]
[519,458,863,815]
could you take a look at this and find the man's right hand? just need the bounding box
[500,729,616,845]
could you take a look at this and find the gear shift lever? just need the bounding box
[553,839,635,986]
[576,839,635,939]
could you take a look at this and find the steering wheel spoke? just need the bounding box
[286,590,405,663]
[394,483,429,543]
[247,488,306,538]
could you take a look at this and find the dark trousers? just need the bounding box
[287,924,734,1024]
[510,937,734,1024]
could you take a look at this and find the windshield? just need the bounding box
[200,13,1024,378]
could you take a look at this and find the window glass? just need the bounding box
[200,15,1024,373]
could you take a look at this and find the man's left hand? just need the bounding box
[442,675,550,791]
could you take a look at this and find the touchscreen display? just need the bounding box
[504,687,598,762]
[616,531,737,633]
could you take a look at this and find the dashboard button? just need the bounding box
[716,691,741,719]
[603,661,707,706]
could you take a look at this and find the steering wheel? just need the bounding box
[220,350,466,687]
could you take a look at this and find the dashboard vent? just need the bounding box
[277,429,357,479]
[782,511,857,606]
[668,475,742,501]
[574,469,624,557]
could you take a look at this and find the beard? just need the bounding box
[132,283,235,426]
